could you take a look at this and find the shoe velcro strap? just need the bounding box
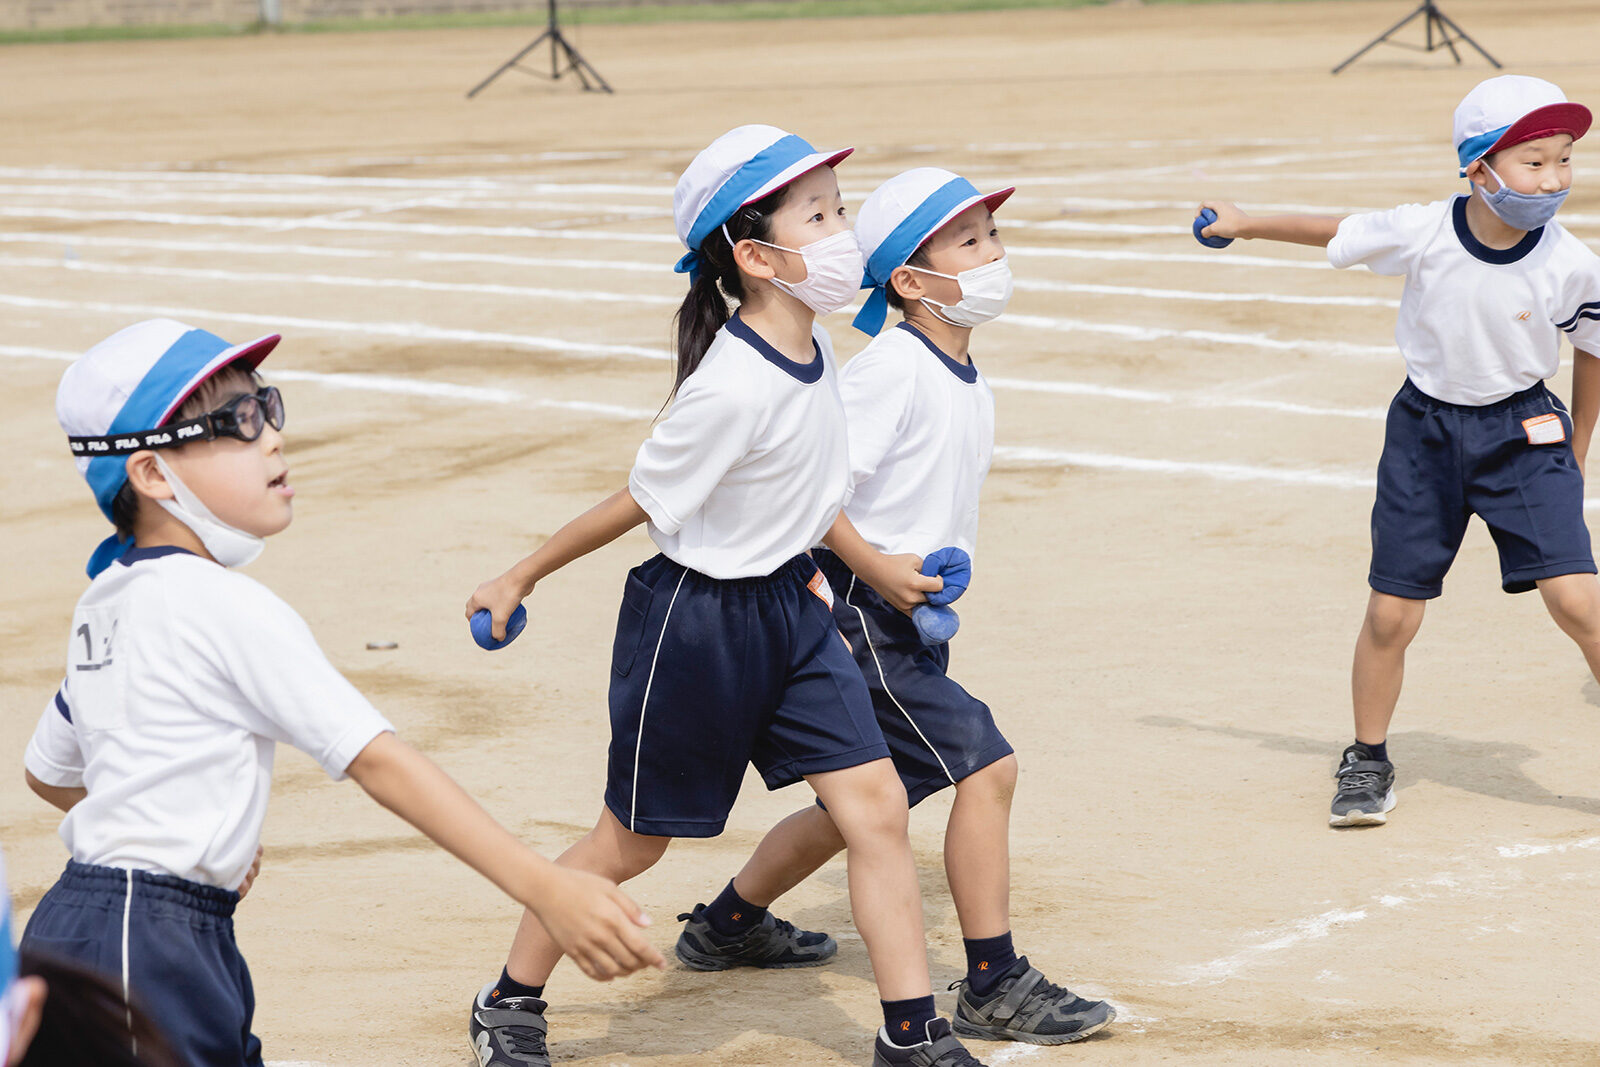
[1336,759,1389,777]
[989,967,1044,1022]
[474,1007,548,1035]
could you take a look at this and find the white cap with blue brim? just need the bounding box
[852,167,1014,336]
[56,318,280,578]
[673,124,852,280]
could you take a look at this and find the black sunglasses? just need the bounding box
[68,387,286,458]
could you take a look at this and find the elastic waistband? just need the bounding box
[61,860,238,917]
[1400,378,1552,414]
[654,552,818,593]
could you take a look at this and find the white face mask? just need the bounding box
[908,256,1013,327]
[153,454,265,569]
[733,226,865,315]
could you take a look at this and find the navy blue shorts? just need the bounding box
[815,549,1013,807]
[21,861,262,1067]
[1371,379,1595,599]
[604,553,891,838]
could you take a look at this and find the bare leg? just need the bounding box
[504,806,671,986]
[943,756,1017,941]
[1351,591,1427,745]
[729,803,845,909]
[1537,573,1600,679]
[806,759,930,1002]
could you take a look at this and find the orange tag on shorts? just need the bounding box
[807,569,835,609]
[1523,413,1566,445]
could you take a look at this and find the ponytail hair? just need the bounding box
[17,949,182,1067]
[668,184,793,404]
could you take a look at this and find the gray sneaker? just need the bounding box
[1330,744,1396,827]
[674,904,837,970]
[468,981,550,1067]
[873,1017,988,1066]
[951,958,1114,1045]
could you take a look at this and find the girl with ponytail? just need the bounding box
[465,125,989,1067]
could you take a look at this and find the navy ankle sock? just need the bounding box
[964,932,1019,997]
[703,879,766,938]
[488,967,544,1004]
[881,994,937,1046]
[1357,740,1388,763]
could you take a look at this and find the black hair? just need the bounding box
[669,184,794,404]
[883,244,936,312]
[16,949,182,1067]
[111,362,265,539]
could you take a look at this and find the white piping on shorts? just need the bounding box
[121,870,137,1055]
[844,576,954,784]
[630,570,688,833]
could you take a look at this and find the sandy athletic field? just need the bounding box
[3,1,1600,1063]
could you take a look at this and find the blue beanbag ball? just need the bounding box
[1193,208,1233,249]
[471,604,527,651]
[921,547,971,607]
[912,603,960,645]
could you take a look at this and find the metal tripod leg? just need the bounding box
[466,29,553,98]
[1332,3,1426,75]
[1431,7,1502,68]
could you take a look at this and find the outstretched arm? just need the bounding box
[821,512,943,614]
[466,487,649,640]
[346,732,663,981]
[1199,200,1346,248]
[1571,347,1600,480]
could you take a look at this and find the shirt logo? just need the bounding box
[1516,310,1532,321]
[978,961,989,971]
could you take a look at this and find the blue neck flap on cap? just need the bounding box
[82,327,234,578]
[1458,122,1512,174]
[674,133,816,281]
[853,177,979,336]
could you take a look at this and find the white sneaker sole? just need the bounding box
[1329,788,1397,827]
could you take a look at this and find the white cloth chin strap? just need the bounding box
[152,454,265,569]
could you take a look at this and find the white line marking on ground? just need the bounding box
[0,231,668,274]
[1001,313,1394,359]
[0,206,681,245]
[0,255,678,307]
[1013,277,1399,310]
[986,377,1386,420]
[1180,908,1370,985]
[1006,244,1337,271]
[1177,831,1600,986]
[992,446,1377,489]
[1495,834,1600,858]
[0,294,669,362]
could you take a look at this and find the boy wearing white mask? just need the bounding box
[1198,75,1600,828]
[465,130,991,1067]
[22,319,664,1067]
[672,168,1116,1048]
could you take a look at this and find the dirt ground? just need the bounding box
[3,1,1600,1063]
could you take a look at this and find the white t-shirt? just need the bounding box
[840,323,995,560]
[1328,195,1600,405]
[628,313,850,579]
[25,547,394,890]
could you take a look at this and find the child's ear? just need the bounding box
[125,451,175,503]
[889,265,924,302]
[730,238,779,281]
[1465,159,1489,189]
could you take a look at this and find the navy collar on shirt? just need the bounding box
[117,545,202,567]
[896,322,979,384]
[1452,194,1544,266]
[727,312,825,384]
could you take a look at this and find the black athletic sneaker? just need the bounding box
[468,982,550,1067]
[1330,744,1397,827]
[673,903,837,970]
[951,958,1115,1045]
[873,1017,989,1066]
